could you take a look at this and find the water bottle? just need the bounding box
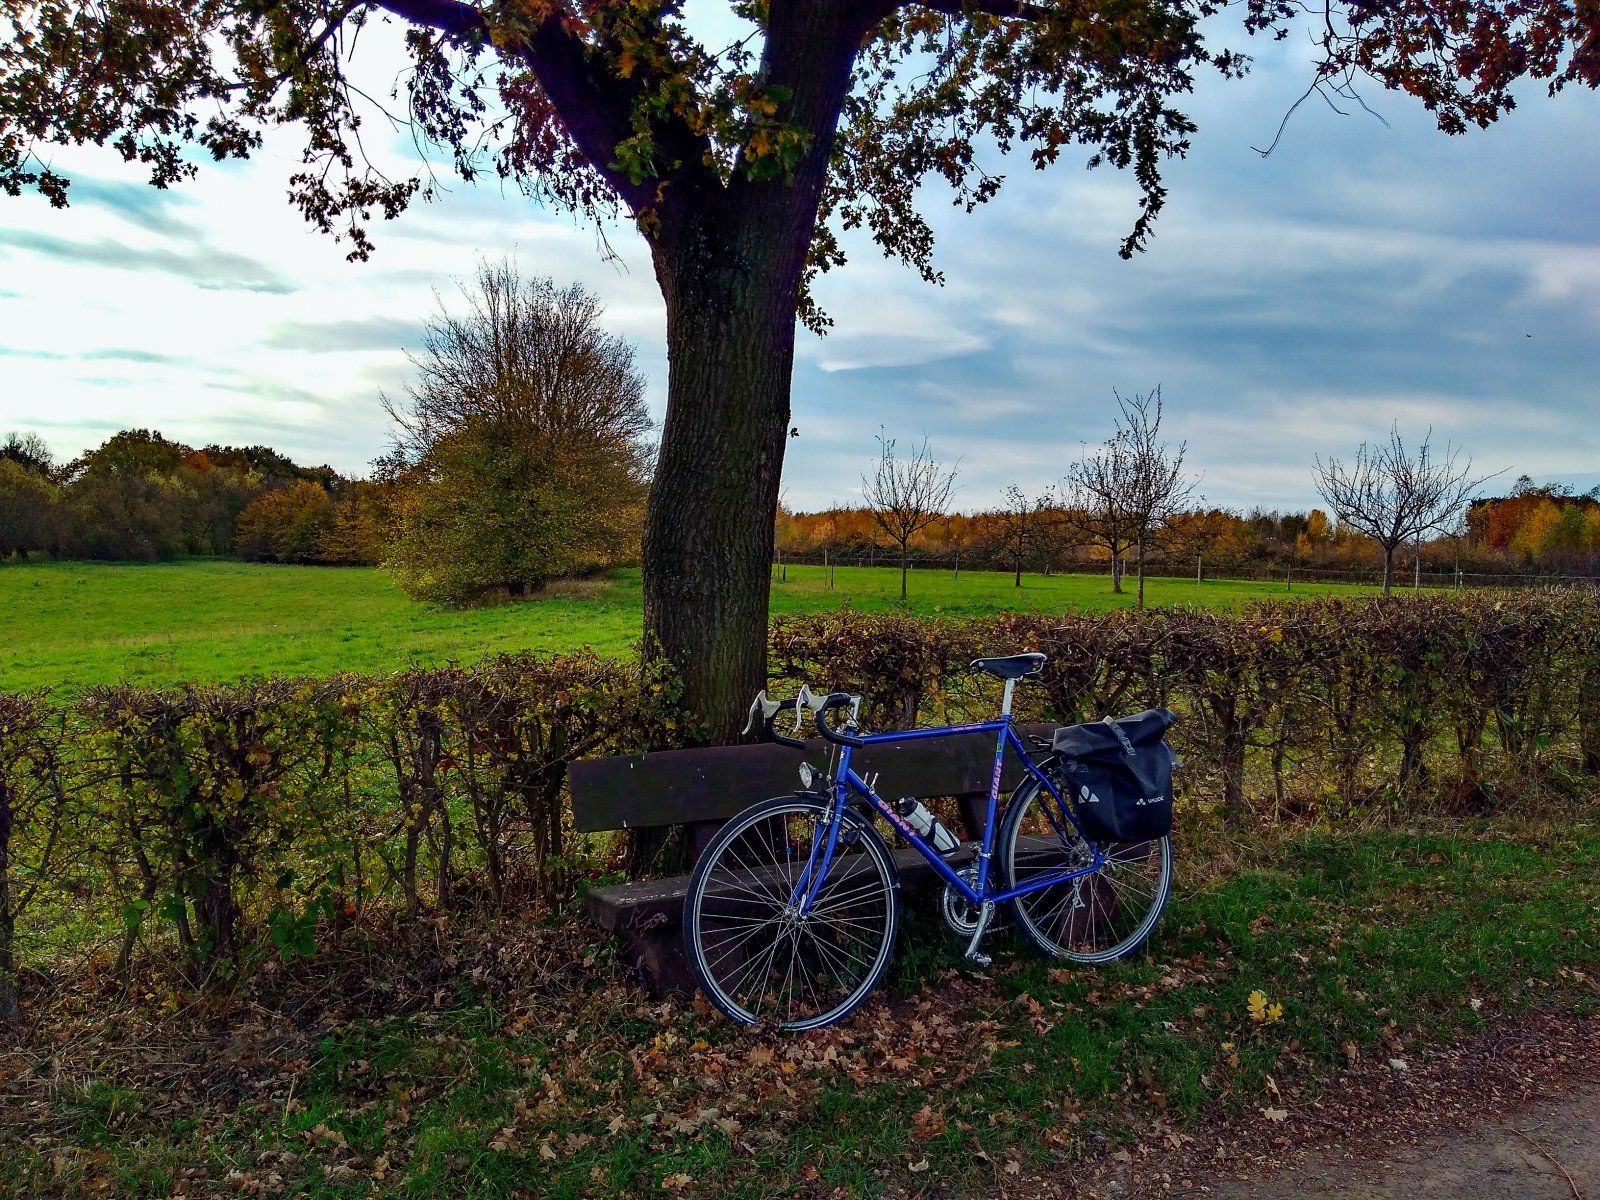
[896,797,962,855]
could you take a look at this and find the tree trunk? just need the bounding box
[899,544,909,601]
[1110,547,1124,594]
[642,221,802,749]
[1136,537,1146,609]
[635,2,873,867]
[1398,723,1430,790]
[1014,554,1022,587]
[0,777,15,1023]
[1381,546,1395,596]
[1579,661,1600,774]
[1221,722,1247,821]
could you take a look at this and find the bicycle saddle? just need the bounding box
[970,652,1047,679]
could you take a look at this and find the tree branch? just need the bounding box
[371,0,657,212]
[371,0,486,40]
[907,0,1055,23]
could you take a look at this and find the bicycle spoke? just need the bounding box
[688,800,897,1030]
[1007,785,1170,963]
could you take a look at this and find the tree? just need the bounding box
[0,432,65,560]
[1065,389,1193,605]
[1313,426,1490,596]
[861,434,958,600]
[936,512,974,580]
[994,485,1057,588]
[1116,388,1192,607]
[0,459,63,560]
[1064,439,1136,596]
[382,261,650,605]
[6,0,1594,737]
[235,480,337,562]
[1,432,56,479]
[65,430,193,561]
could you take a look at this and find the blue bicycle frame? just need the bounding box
[790,705,1106,914]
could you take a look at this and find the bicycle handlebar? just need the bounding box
[742,685,864,749]
[743,690,807,749]
[801,685,865,749]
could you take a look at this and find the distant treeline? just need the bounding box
[5,428,1597,580]
[777,478,1600,580]
[0,429,391,566]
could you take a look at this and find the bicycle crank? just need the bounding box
[963,900,996,968]
[940,866,982,938]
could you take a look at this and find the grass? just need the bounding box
[0,558,1380,692]
[7,809,1598,1198]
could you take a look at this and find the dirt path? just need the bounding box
[1195,1075,1600,1199]
[1030,1008,1600,1200]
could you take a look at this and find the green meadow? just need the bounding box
[0,558,1380,693]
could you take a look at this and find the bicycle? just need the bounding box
[682,652,1175,1030]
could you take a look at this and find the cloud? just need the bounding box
[262,317,424,355]
[0,229,294,293]
[0,27,1595,512]
[56,177,200,237]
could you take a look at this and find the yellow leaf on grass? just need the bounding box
[1247,990,1284,1024]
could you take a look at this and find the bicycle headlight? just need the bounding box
[798,762,816,790]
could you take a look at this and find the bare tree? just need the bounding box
[1314,426,1491,596]
[1066,388,1193,606]
[994,485,1058,588]
[862,435,959,601]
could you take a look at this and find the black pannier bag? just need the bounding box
[1051,708,1179,842]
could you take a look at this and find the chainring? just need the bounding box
[940,866,983,937]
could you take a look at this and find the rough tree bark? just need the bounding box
[641,5,868,747]
[0,775,15,1022]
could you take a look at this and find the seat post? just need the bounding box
[1001,677,1016,718]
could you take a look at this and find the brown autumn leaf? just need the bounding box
[911,1105,947,1141]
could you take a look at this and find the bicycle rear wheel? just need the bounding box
[684,795,899,1031]
[999,778,1172,964]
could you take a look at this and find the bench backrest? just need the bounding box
[570,724,1056,833]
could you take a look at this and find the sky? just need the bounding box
[0,12,1596,514]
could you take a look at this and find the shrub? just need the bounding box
[2,591,1597,1007]
[0,694,71,1020]
[78,680,350,981]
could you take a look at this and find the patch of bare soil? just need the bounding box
[1027,1007,1600,1199]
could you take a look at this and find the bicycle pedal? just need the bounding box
[964,950,993,969]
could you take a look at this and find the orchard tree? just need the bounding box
[3,1,1595,737]
[1065,388,1192,603]
[1314,425,1490,595]
[861,434,958,600]
[994,483,1057,587]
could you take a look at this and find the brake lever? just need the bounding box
[742,691,784,737]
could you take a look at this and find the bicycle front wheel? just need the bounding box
[684,796,899,1031]
[1000,778,1172,964]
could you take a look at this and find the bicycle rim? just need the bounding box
[685,798,899,1031]
[1002,780,1172,964]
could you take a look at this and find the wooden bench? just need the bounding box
[572,724,1054,994]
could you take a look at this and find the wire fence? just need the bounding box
[770,552,1600,592]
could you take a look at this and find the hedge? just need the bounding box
[1,591,1597,1008]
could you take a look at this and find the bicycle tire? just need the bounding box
[684,795,900,1031]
